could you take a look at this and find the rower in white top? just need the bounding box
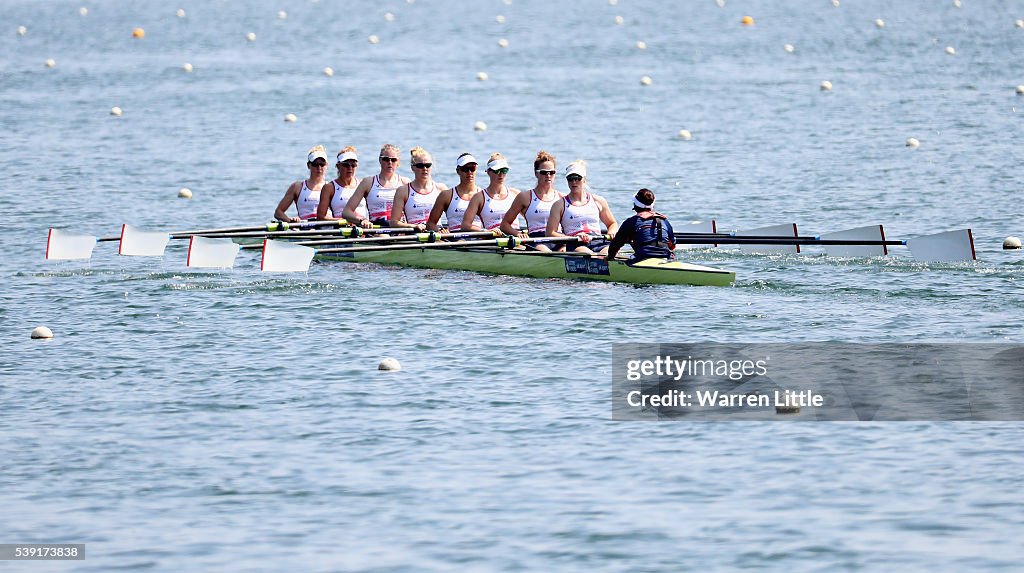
[343,143,410,228]
[426,152,483,232]
[462,153,521,232]
[317,146,366,221]
[274,145,328,222]
[546,160,618,255]
[500,150,564,251]
[391,147,448,231]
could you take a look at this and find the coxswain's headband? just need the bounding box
[337,150,358,163]
[633,193,655,209]
[487,157,509,171]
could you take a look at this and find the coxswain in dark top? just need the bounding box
[607,188,676,263]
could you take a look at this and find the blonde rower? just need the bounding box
[343,143,410,228]
[317,146,366,221]
[391,147,448,231]
[461,153,521,232]
[274,145,328,222]
[500,150,564,251]
[545,160,618,255]
[426,153,482,232]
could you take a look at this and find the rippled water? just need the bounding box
[2,0,1024,570]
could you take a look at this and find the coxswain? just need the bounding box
[607,188,676,263]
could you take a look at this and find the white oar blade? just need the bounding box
[676,219,717,250]
[46,228,97,260]
[738,223,800,254]
[119,224,171,256]
[261,240,315,272]
[821,225,887,258]
[907,229,976,262]
[187,236,240,269]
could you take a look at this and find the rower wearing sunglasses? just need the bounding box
[499,150,564,251]
[390,147,448,231]
[461,153,522,233]
[274,145,329,222]
[343,143,410,228]
[426,153,483,232]
[545,160,618,255]
[316,146,366,221]
[607,188,676,263]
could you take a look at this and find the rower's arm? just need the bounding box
[342,178,372,225]
[499,193,528,236]
[545,200,566,237]
[274,181,301,222]
[461,193,486,231]
[607,216,634,260]
[390,185,413,228]
[426,189,452,231]
[316,182,336,220]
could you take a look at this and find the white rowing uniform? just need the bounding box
[329,179,366,220]
[404,180,441,225]
[366,174,407,222]
[525,188,562,233]
[481,186,519,230]
[295,179,322,220]
[560,192,603,236]
[446,184,478,231]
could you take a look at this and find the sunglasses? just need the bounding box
[379,156,399,163]
[413,162,433,169]
[490,167,510,175]
[339,161,358,167]
[459,165,477,172]
[536,169,556,176]
[310,160,327,167]
[566,174,583,182]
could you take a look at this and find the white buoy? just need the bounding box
[31,326,54,340]
[323,67,334,77]
[715,0,725,7]
[906,137,920,147]
[636,40,647,49]
[1016,85,1024,95]
[378,357,401,371]
[1016,19,1024,28]
[820,80,833,91]
[178,187,193,199]
[678,129,693,140]
[176,8,186,18]
[875,18,885,28]
[614,15,625,25]
[497,38,509,48]
[277,11,287,20]
[945,46,956,55]
[783,43,795,53]
[18,25,28,36]
[79,7,88,16]
[503,0,512,4]
[284,113,297,122]
[496,15,506,24]
[476,71,488,81]
[474,120,487,131]
[1003,236,1022,249]
[640,75,652,85]
[831,0,840,6]
[246,32,256,42]
[182,62,193,72]
[384,12,395,22]
[110,106,123,116]
[609,0,618,4]
[45,58,56,68]
[953,0,961,7]
[368,34,380,44]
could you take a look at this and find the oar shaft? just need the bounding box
[316,235,588,254]
[241,231,497,249]
[675,237,905,246]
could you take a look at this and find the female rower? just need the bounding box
[607,188,676,263]
[461,152,521,233]
[499,150,563,251]
[316,146,366,221]
[390,147,448,231]
[274,145,328,222]
[545,160,618,255]
[426,153,482,232]
[342,143,410,228]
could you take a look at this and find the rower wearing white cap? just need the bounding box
[607,188,676,263]
[274,145,328,222]
[391,147,448,231]
[317,146,367,221]
[343,143,410,228]
[427,152,483,232]
[461,152,521,232]
[545,159,618,255]
[499,150,564,251]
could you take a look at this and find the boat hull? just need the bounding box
[317,248,735,286]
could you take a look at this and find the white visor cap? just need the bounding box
[487,158,509,171]
[456,154,479,168]
[307,146,328,163]
[337,150,358,163]
[565,162,587,177]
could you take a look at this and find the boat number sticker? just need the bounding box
[565,258,610,276]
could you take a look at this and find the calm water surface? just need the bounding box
[2,0,1023,570]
